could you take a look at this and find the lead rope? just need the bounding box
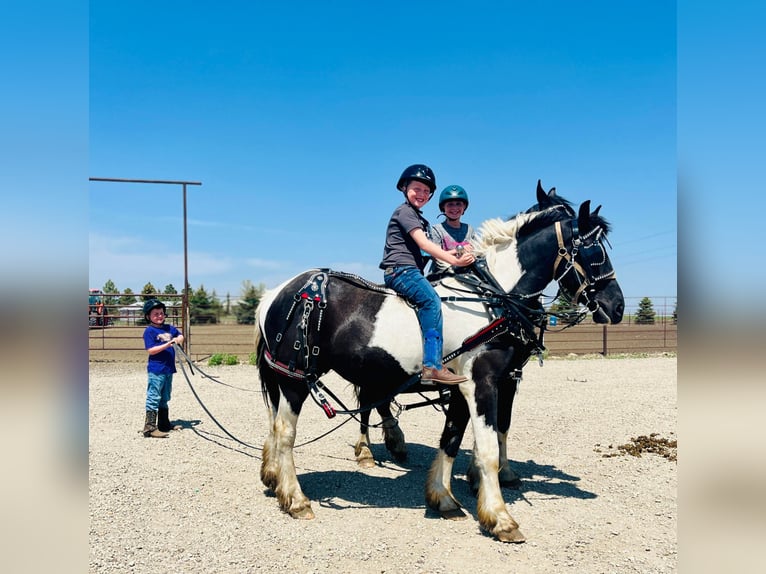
[173,342,261,450]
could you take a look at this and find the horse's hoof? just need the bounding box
[496,528,526,543]
[440,507,468,520]
[499,476,522,489]
[355,444,376,468]
[498,466,522,489]
[290,507,315,520]
[357,457,375,469]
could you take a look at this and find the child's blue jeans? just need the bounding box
[146,372,173,411]
[383,265,444,368]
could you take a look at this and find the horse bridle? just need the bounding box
[552,218,615,313]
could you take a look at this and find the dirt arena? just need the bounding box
[89,355,676,573]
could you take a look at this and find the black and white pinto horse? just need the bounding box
[255,182,624,543]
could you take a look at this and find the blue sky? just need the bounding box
[88,1,677,306]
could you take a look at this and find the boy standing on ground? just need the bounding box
[141,298,184,438]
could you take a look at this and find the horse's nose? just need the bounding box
[614,301,624,323]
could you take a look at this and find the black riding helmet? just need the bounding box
[438,185,469,212]
[143,298,166,321]
[396,164,436,196]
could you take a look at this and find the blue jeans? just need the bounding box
[146,372,173,411]
[384,265,443,368]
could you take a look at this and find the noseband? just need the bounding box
[553,219,615,312]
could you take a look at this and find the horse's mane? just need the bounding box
[472,204,572,256]
[472,192,610,257]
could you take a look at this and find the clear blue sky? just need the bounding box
[87,1,677,307]
[89,1,677,306]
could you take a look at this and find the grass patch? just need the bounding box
[207,353,240,366]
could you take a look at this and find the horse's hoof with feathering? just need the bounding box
[354,442,376,469]
[440,507,468,520]
[495,527,526,543]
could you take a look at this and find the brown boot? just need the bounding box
[143,411,169,438]
[421,366,468,385]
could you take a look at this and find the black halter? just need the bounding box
[552,218,615,313]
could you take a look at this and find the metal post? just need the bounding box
[182,182,190,352]
[602,325,608,355]
[89,177,201,354]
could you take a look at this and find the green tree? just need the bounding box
[141,282,158,300]
[118,288,137,306]
[189,284,217,324]
[210,289,224,321]
[236,280,265,324]
[163,284,178,295]
[634,296,656,325]
[101,279,119,308]
[672,301,677,325]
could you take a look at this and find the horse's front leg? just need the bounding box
[466,352,526,543]
[425,387,470,519]
[468,374,522,492]
[260,381,314,519]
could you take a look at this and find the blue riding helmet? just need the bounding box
[438,185,469,212]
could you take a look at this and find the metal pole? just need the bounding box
[89,177,201,353]
[183,182,190,352]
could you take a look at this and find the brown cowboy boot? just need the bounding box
[157,408,180,432]
[421,366,468,385]
[143,411,169,438]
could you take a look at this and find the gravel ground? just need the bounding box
[89,355,676,573]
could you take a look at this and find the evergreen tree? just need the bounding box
[118,288,137,306]
[210,289,224,321]
[634,296,656,325]
[189,284,217,324]
[101,279,119,308]
[672,301,677,325]
[141,282,158,301]
[236,280,265,325]
[163,284,178,295]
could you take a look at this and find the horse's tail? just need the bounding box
[253,299,265,365]
[253,296,277,416]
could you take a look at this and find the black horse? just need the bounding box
[255,181,624,542]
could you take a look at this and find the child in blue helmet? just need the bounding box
[380,164,475,385]
[429,184,475,275]
[141,298,184,437]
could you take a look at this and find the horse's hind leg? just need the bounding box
[259,372,314,519]
[354,409,375,469]
[381,407,407,462]
[354,394,407,467]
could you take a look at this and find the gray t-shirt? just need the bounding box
[380,202,430,272]
[428,221,474,274]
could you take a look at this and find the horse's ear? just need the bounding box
[536,180,546,203]
[548,187,557,198]
[578,200,592,229]
[591,204,602,218]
